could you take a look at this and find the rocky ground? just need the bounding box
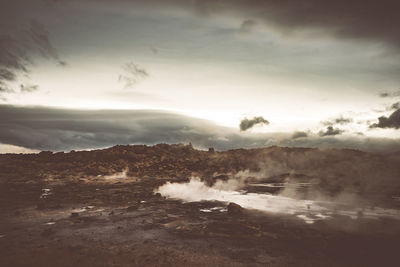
[1,144,400,266]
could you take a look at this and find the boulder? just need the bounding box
[227,202,243,216]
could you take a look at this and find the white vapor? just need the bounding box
[155,178,400,224]
[103,168,129,180]
[156,178,320,222]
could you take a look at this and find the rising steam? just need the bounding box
[103,168,129,180]
[156,177,400,224]
[156,177,317,214]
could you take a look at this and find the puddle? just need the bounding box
[93,208,105,212]
[44,222,56,225]
[392,196,400,201]
[40,188,52,199]
[249,183,286,188]
[296,214,315,224]
[200,207,227,213]
[315,213,331,219]
[72,208,87,213]
[248,183,314,188]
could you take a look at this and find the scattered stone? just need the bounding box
[40,188,52,199]
[70,212,79,218]
[227,203,243,216]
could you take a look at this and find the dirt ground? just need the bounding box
[1,144,400,266]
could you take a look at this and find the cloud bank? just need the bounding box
[76,0,400,49]
[1,105,400,153]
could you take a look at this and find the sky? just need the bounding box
[1,0,400,153]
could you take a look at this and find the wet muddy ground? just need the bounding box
[1,145,400,266]
[1,176,400,267]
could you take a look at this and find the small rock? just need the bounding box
[70,212,79,218]
[227,202,243,216]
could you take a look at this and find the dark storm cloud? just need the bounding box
[28,20,64,64]
[370,109,400,129]
[20,84,39,93]
[0,35,29,95]
[379,90,400,98]
[380,93,389,98]
[118,62,149,88]
[150,46,159,54]
[0,0,65,98]
[322,116,353,126]
[0,104,272,151]
[292,131,308,139]
[0,20,64,76]
[318,126,344,137]
[239,116,269,131]
[188,0,400,48]
[390,102,400,110]
[0,69,17,82]
[50,0,400,48]
[239,19,256,33]
[1,105,400,153]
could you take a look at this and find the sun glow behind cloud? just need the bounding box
[1,0,400,153]
[4,55,388,136]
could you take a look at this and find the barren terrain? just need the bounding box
[1,144,400,266]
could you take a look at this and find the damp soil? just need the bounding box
[1,178,399,267]
[1,144,400,266]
